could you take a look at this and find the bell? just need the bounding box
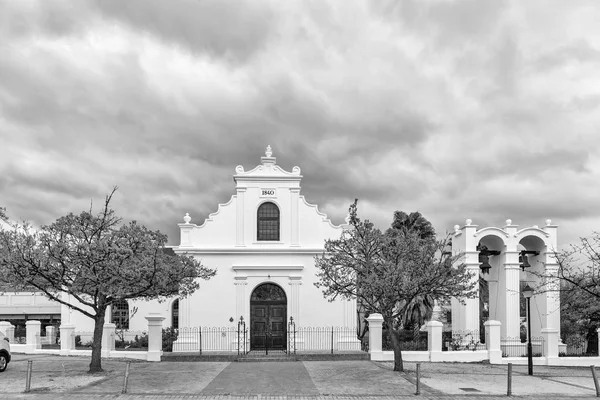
[519,253,531,271]
[479,254,492,274]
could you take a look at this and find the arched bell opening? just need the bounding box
[476,235,505,341]
[517,235,547,340]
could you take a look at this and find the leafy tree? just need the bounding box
[314,200,477,371]
[0,189,216,373]
[553,233,600,300]
[560,282,600,354]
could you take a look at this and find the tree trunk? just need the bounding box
[387,321,404,372]
[88,306,107,373]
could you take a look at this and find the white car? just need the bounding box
[0,331,11,372]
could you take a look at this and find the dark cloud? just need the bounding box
[1,0,600,250]
[91,0,275,62]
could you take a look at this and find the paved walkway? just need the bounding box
[1,354,600,399]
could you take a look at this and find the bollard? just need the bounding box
[415,362,421,395]
[592,365,600,397]
[25,360,33,393]
[122,361,131,394]
[507,363,512,397]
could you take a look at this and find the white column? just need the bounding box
[290,188,300,246]
[343,298,357,328]
[503,252,521,339]
[544,259,560,331]
[179,297,190,328]
[101,323,116,358]
[235,277,248,321]
[464,264,480,334]
[366,313,384,360]
[236,188,246,246]
[288,277,301,325]
[451,220,479,335]
[25,320,41,353]
[145,314,166,362]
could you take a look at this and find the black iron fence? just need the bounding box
[287,319,363,354]
[381,330,428,351]
[162,325,248,354]
[501,337,544,357]
[442,330,484,351]
[560,333,599,357]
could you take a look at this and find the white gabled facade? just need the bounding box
[61,147,358,347]
[173,146,356,329]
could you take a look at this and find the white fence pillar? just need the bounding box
[25,320,42,353]
[45,326,57,345]
[0,321,14,343]
[60,324,75,355]
[427,320,443,362]
[102,323,116,358]
[146,313,166,362]
[366,313,384,360]
[485,320,502,364]
[541,328,559,364]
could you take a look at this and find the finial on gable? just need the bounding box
[261,145,276,165]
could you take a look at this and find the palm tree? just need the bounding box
[388,210,437,341]
[401,295,434,341]
[388,211,436,240]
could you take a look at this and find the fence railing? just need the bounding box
[442,330,484,351]
[560,334,599,357]
[163,325,248,354]
[287,321,362,354]
[381,331,428,351]
[501,337,545,357]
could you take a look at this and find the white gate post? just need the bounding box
[146,313,166,362]
[45,326,57,345]
[102,323,116,358]
[427,321,443,361]
[366,313,384,361]
[0,321,14,343]
[25,320,42,353]
[60,324,75,355]
[485,320,502,364]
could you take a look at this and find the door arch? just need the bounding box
[250,283,287,350]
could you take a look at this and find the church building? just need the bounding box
[60,146,358,351]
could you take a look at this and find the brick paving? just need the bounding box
[1,354,600,399]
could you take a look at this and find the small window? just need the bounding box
[112,299,129,330]
[257,202,280,241]
[172,299,179,329]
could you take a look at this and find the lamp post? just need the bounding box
[522,284,534,376]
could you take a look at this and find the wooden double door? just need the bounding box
[250,303,287,350]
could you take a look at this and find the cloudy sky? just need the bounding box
[1,0,599,249]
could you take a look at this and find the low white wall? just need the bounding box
[10,347,149,361]
[503,356,600,367]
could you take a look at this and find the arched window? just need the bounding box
[172,299,179,329]
[112,299,129,330]
[257,202,280,241]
